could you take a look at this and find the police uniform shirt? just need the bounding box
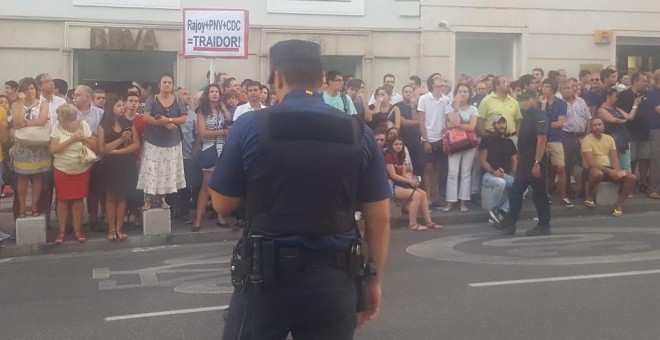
[517,107,549,164]
[208,89,391,251]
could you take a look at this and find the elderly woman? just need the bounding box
[138,74,187,209]
[50,104,97,244]
[10,77,51,217]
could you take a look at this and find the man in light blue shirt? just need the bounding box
[323,70,357,115]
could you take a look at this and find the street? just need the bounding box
[3,211,660,339]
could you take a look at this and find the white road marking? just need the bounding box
[469,269,660,287]
[105,305,229,321]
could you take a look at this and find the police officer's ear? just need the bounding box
[273,71,285,92]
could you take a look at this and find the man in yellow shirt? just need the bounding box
[581,117,637,216]
[477,76,523,138]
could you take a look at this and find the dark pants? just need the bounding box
[176,158,202,219]
[649,130,660,193]
[222,268,357,340]
[502,159,551,229]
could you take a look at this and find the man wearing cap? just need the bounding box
[479,115,517,223]
[209,39,390,339]
[492,91,552,236]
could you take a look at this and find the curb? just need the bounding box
[0,228,242,258]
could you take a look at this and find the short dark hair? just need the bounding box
[94,89,106,95]
[532,68,544,76]
[547,70,560,81]
[519,90,538,102]
[541,79,558,93]
[53,79,68,95]
[383,74,395,83]
[245,80,261,90]
[605,87,618,98]
[426,73,442,90]
[4,80,18,91]
[223,77,236,89]
[224,90,239,99]
[346,79,364,90]
[510,81,522,91]
[491,76,505,92]
[409,75,422,87]
[519,74,534,87]
[276,64,322,89]
[241,79,253,87]
[402,84,414,93]
[630,72,644,85]
[343,74,354,82]
[326,70,342,85]
[600,69,614,82]
[579,70,592,79]
[618,72,628,82]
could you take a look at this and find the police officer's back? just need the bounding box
[209,40,391,340]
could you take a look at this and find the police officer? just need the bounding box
[492,90,552,236]
[209,40,391,340]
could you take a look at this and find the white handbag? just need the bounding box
[13,121,52,145]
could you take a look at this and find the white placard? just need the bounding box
[183,9,249,59]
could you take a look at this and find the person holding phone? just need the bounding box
[98,94,141,240]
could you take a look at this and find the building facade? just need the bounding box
[1,0,659,93]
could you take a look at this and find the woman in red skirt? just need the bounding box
[49,104,97,244]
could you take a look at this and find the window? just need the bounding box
[73,0,180,10]
[267,0,364,16]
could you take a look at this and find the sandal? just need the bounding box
[460,206,469,212]
[107,231,117,241]
[409,224,429,231]
[142,201,152,211]
[584,199,596,208]
[612,208,623,217]
[115,231,128,240]
[17,213,26,218]
[54,232,66,244]
[441,206,452,212]
[73,231,86,243]
[191,225,202,232]
[159,197,170,210]
[425,222,443,229]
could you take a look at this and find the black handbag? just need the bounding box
[198,144,218,169]
[198,113,221,169]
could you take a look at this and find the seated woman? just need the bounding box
[50,104,97,244]
[384,137,440,231]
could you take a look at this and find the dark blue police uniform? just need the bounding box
[497,107,551,235]
[210,88,390,339]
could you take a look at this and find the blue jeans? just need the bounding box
[482,172,514,213]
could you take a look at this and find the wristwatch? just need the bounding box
[168,118,173,123]
[421,137,429,143]
[534,160,540,165]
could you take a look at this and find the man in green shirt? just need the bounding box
[323,70,357,115]
[477,76,523,138]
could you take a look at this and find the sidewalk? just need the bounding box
[1,193,659,258]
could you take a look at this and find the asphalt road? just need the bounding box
[3,211,660,339]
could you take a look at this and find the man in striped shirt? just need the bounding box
[561,79,591,198]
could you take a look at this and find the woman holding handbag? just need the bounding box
[50,104,97,244]
[10,77,52,217]
[98,94,141,241]
[192,84,230,231]
[443,83,479,212]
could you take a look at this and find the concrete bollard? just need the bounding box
[16,215,47,246]
[142,208,172,236]
[595,182,620,206]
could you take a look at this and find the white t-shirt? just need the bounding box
[448,105,479,123]
[40,95,67,131]
[233,102,267,121]
[417,92,451,143]
[368,92,403,106]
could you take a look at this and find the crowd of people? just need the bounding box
[0,63,659,243]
